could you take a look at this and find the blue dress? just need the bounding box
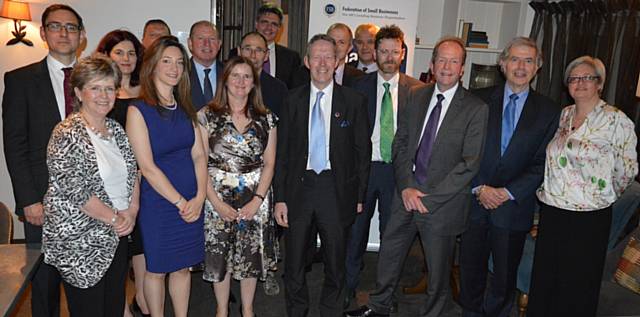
[133,100,204,273]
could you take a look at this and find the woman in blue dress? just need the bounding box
[126,36,207,317]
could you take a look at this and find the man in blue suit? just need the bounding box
[458,37,561,317]
[344,24,423,308]
[188,20,223,110]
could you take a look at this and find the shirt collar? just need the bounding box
[435,82,459,101]
[47,54,76,69]
[311,80,334,98]
[504,83,529,104]
[377,71,399,88]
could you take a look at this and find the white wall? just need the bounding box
[0,0,211,239]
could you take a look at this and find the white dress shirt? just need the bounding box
[334,63,345,85]
[46,55,76,119]
[371,72,399,162]
[306,81,334,170]
[357,60,378,73]
[418,82,458,142]
[87,128,129,210]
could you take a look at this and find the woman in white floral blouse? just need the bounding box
[528,56,638,317]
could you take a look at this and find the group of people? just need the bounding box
[2,2,638,317]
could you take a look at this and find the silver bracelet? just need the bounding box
[110,209,119,225]
[173,197,184,206]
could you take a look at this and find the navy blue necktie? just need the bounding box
[501,93,519,155]
[414,94,444,185]
[203,68,213,102]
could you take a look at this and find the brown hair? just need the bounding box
[207,56,267,118]
[431,36,467,66]
[139,36,196,122]
[71,55,121,111]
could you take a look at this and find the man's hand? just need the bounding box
[401,188,428,213]
[24,202,44,226]
[477,185,509,209]
[274,202,289,227]
[356,203,363,214]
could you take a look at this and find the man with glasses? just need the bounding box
[188,20,223,110]
[344,24,424,310]
[230,3,301,88]
[458,37,560,317]
[239,31,287,116]
[3,4,85,316]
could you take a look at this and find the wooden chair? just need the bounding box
[0,201,13,244]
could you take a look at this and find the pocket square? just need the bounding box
[339,119,351,128]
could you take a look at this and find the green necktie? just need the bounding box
[380,82,393,163]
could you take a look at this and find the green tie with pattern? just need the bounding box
[380,82,393,163]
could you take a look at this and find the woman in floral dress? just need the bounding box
[198,56,278,317]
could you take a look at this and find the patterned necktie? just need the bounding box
[414,94,444,185]
[203,68,213,102]
[501,93,519,155]
[263,56,271,75]
[62,67,73,117]
[380,82,393,163]
[309,91,326,174]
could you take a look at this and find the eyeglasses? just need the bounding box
[241,46,267,55]
[567,75,600,84]
[46,22,82,33]
[376,49,403,58]
[85,85,116,96]
[257,19,280,28]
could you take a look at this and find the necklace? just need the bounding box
[161,103,177,110]
[81,114,113,141]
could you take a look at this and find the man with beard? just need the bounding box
[346,36,488,317]
[344,24,423,309]
[458,37,560,317]
[188,20,223,110]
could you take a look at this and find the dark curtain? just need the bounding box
[287,0,310,56]
[529,0,640,119]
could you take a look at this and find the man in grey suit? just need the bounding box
[346,37,489,317]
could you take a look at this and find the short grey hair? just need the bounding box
[564,55,606,90]
[305,33,336,58]
[498,37,543,67]
[431,36,467,65]
[71,55,122,111]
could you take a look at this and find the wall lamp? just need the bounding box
[0,0,32,46]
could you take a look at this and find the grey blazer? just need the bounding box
[392,83,489,235]
[42,113,137,288]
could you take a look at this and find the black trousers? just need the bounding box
[459,218,527,317]
[24,221,61,317]
[527,203,611,317]
[284,170,348,317]
[62,237,128,317]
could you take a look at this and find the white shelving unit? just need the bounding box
[412,0,535,87]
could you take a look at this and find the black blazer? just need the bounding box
[260,71,287,117]
[273,84,371,225]
[229,44,301,88]
[190,58,224,110]
[471,85,561,231]
[2,58,62,214]
[289,64,365,90]
[352,71,424,136]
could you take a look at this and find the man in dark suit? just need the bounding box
[229,3,301,88]
[344,24,423,308]
[239,31,288,116]
[458,37,560,317]
[188,20,223,110]
[290,23,364,89]
[274,34,370,317]
[347,23,380,74]
[346,37,489,317]
[2,4,85,316]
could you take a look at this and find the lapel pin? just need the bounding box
[334,112,341,118]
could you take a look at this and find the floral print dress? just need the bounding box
[198,107,279,282]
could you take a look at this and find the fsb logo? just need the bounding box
[324,4,336,17]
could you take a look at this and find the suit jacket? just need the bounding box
[43,113,137,288]
[393,84,489,235]
[189,58,224,110]
[289,64,365,90]
[273,84,371,225]
[260,71,287,117]
[471,85,560,231]
[352,71,424,136]
[2,58,61,215]
[229,44,301,88]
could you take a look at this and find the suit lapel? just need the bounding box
[190,59,204,106]
[432,85,465,150]
[330,85,345,157]
[487,86,505,161]
[37,58,62,122]
[297,85,311,153]
[397,74,410,113]
[366,74,377,132]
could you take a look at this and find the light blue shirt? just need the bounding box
[502,83,529,128]
[193,60,217,97]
